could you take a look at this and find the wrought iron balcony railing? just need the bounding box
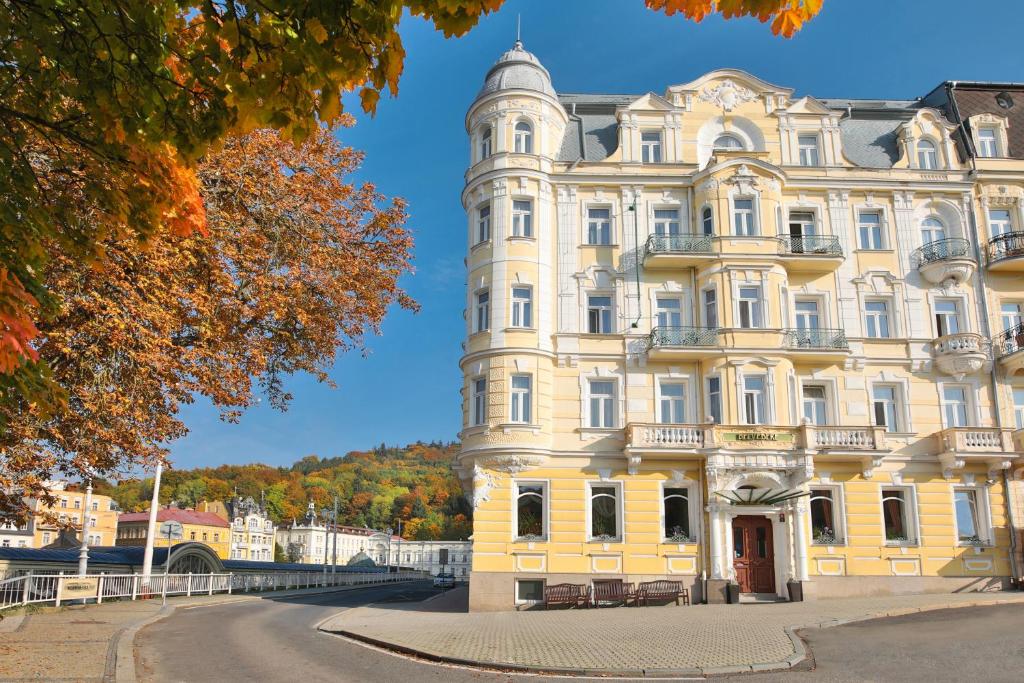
[783,328,849,350]
[912,238,972,268]
[996,322,1024,358]
[649,326,721,348]
[987,231,1024,264]
[777,234,842,256]
[645,233,714,255]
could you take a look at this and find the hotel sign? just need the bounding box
[59,577,99,602]
[722,431,794,443]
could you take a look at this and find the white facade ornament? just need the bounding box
[472,464,496,507]
[698,79,758,111]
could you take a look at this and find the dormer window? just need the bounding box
[479,125,492,160]
[917,139,938,169]
[798,134,820,166]
[641,131,662,163]
[978,127,999,157]
[713,134,744,151]
[513,121,533,154]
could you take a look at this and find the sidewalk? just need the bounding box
[320,589,1024,676]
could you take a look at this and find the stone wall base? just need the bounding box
[803,574,1013,600]
[705,578,730,604]
[468,571,702,612]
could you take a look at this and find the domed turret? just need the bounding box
[477,40,556,100]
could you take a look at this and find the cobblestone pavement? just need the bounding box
[320,589,1024,675]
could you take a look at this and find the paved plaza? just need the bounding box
[320,588,1024,676]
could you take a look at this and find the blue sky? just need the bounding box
[167,0,1024,470]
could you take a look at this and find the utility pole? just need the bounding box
[331,496,338,576]
[141,461,163,583]
[395,519,403,571]
[77,477,94,577]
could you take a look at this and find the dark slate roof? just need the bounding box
[556,94,637,161]
[0,545,171,565]
[820,98,919,111]
[837,116,906,168]
[948,84,1024,159]
[222,559,385,573]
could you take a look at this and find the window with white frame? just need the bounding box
[920,216,946,245]
[713,134,744,151]
[872,384,902,432]
[653,208,680,236]
[707,376,723,424]
[798,134,820,166]
[587,207,612,245]
[662,485,692,541]
[794,299,821,331]
[587,295,614,334]
[1012,387,1024,429]
[802,384,829,425]
[701,206,714,236]
[953,487,987,544]
[787,210,817,246]
[857,211,884,249]
[1002,302,1023,331]
[511,199,533,237]
[476,204,491,244]
[658,381,686,424]
[941,385,972,428]
[474,290,490,332]
[934,299,962,337]
[588,483,621,541]
[511,286,533,328]
[977,127,999,157]
[742,375,768,425]
[732,198,757,236]
[515,482,545,540]
[479,125,492,160]
[737,286,764,328]
[510,374,532,423]
[989,209,1013,237]
[864,299,892,338]
[881,487,916,544]
[641,130,662,163]
[588,380,617,428]
[515,579,544,603]
[917,139,939,169]
[471,377,487,426]
[809,487,842,544]
[656,297,681,329]
[513,121,533,154]
[703,288,718,328]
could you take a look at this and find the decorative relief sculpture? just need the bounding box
[698,79,758,111]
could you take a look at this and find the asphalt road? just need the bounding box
[135,583,1024,683]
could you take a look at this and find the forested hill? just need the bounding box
[95,442,472,541]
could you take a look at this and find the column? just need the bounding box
[791,499,809,582]
[709,506,725,580]
[723,514,735,581]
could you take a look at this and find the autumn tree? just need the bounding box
[0,126,414,523]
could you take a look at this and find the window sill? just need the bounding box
[468,330,490,339]
[513,537,548,544]
[577,426,621,434]
[470,240,491,252]
[586,539,622,545]
[811,541,847,548]
[496,423,542,435]
[854,249,896,254]
[580,244,619,248]
[504,327,537,333]
[578,332,621,338]
[957,542,994,549]
[884,541,919,548]
[507,235,536,242]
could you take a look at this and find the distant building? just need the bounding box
[394,540,472,580]
[0,519,33,549]
[29,480,119,548]
[275,502,402,566]
[116,506,230,559]
[199,497,277,562]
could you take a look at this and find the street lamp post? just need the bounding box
[77,477,94,577]
[385,527,394,573]
[141,461,163,584]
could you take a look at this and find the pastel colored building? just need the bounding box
[199,497,277,562]
[455,41,1024,611]
[116,507,231,559]
[30,480,119,549]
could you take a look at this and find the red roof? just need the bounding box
[118,508,229,528]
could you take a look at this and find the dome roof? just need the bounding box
[477,40,556,100]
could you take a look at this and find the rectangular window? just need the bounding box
[873,384,901,432]
[857,211,884,249]
[74,499,80,509]
[511,286,533,328]
[934,300,962,337]
[864,300,891,339]
[511,200,533,238]
[977,127,998,157]
[707,376,722,424]
[589,484,620,541]
[881,488,915,544]
[653,208,680,236]
[516,579,545,603]
[474,290,490,333]
[954,488,984,544]
[794,300,821,331]
[476,204,491,244]
[703,288,718,328]
[1014,387,1024,430]
[471,377,487,426]
[587,295,613,334]
[587,208,612,245]
[510,374,532,424]
[810,488,841,544]
[788,210,816,242]
[589,380,616,428]
[641,131,662,163]
[732,198,757,236]
[743,375,767,425]
[659,382,686,424]
[479,127,492,160]
[802,385,829,425]
[1001,302,1023,332]
[662,486,691,541]
[942,385,970,428]
[515,482,546,540]
[989,209,1012,237]
[655,297,681,329]
[798,134,820,166]
[737,286,763,328]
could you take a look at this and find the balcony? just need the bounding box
[994,322,1024,375]
[931,332,989,377]
[643,234,716,268]
[776,234,844,272]
[782,328,850,361]
[986,231,1024,272]
[936,427,1019,479]
[911,238,975,285]
[646,326,721,359]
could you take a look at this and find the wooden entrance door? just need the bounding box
[732,515,775,593]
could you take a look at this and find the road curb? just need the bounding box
[109,605,174,683]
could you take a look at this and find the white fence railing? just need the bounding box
[0,570,424,611]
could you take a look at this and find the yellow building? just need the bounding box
[456,42,1024,610]
[198,497,277,561]
[31,480,119,548]
[116,507,231,559]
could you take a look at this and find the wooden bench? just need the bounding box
[543,583,586,609]
[637,580,689,606]
[590,581,637,607]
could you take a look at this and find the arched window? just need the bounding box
[917,139,938,169]
[713,134,744,151]
[515,482,545,540]
[662,487,690,541]
[479,125,492,160]
[921,216,946,244]
[701,206,714,236]
[513,120,533,154]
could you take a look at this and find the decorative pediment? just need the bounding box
[785,96,833,116]
[623,92,677,112]
[697,79,758,112]
[669,69,793,100]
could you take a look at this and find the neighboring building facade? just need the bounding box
[275,503,398,565]
[395,540,473,579]
[30,481,119,548]
[456,42,1024,610]
[116,507,231,559]
[0,519,34,549]
[199,497,277,561]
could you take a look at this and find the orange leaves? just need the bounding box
[646,0,716,22]
[645,0,824,36]
[0,270,40,373]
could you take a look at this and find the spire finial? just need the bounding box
[514,14,522,48]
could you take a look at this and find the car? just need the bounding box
[433,572,455,588]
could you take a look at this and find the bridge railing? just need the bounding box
[0,569,426,611]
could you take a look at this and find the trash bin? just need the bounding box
[726,582,740,604]
[787,579,803,602]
